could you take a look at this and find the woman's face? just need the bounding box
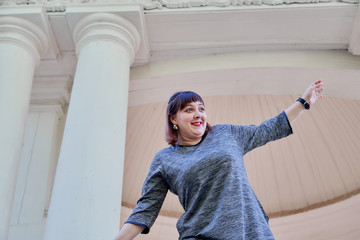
[170,101,207,145]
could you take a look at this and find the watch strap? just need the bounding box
[297,97,310,110]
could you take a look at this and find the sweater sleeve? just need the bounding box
[230,111,293,155]
[125,154,169,234]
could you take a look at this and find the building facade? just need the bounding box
[1,1,360,240]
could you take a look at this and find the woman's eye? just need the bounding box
[185,108,192,112]
[200,107,205,111]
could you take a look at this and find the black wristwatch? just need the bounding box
[297,97,310,110]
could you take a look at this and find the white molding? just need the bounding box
[145,3,358,61]
[30,75,72,116]
[128,69,360,105]
[3,2,356,64]
[29,103,64,118]
[1,0,358,10]
[340,0,359,3]
[349,6,360,55]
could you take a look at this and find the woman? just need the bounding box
[114,80,324,240]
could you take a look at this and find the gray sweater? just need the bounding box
[126,112,293,240]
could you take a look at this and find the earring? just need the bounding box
[173,124,178,130]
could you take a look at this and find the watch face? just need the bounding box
[304,102,310,110]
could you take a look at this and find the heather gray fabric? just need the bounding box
[125,111,292,240]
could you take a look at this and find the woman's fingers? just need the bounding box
[308,80,324,105]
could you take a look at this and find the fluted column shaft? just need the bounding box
[44,13,140,240]
[0,17,47,240]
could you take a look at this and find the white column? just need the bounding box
[8,108,63,240]
[349,6,360,55]
[44,13,140,240]
[0,17,48,240]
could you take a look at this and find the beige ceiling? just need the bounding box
[121,49,360,239]
[95,1,360,238]
[122,94,360,219]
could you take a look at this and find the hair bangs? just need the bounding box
[179,92,204,110]
[168,91,204,115]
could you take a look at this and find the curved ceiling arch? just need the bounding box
[123,94,360,216]
[129,66,360,106]
[123,57,360,239]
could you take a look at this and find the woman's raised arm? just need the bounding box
[285,80,324,124]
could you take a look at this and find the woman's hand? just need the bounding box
[302,80,325,105]
[285,80,325,124]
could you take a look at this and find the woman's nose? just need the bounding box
[194,111,200,118]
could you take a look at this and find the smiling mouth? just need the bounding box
[191,122,202,127]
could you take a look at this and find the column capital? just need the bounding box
[30,75,73,118]
[0,16,49,67]
[72,13,140,63]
